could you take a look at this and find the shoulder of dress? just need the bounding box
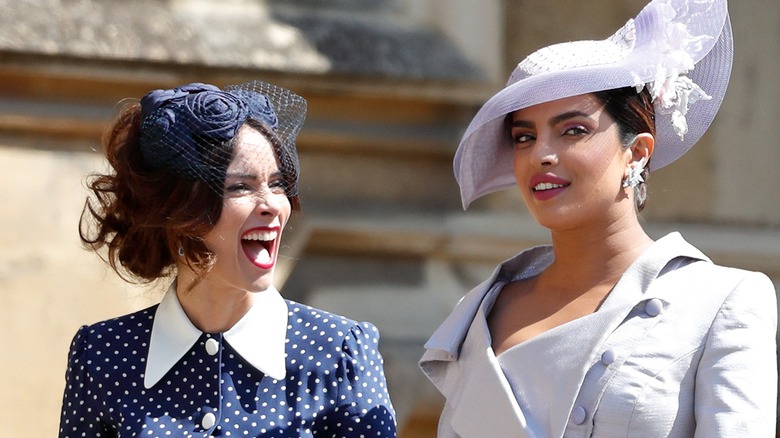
[66,305,159,366]
[284,300,362,334]
[80,304,159,335]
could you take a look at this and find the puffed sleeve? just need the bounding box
[59,326,111,438]
[694,271,778,437]
[332,322,397,437]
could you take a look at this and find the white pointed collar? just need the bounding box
[144,283,289,389]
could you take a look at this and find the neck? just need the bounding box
[175,273,256,333]
[544,213,653,291]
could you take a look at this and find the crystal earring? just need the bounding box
[622,157,646,188]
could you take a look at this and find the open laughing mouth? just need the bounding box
[241,228,278,269]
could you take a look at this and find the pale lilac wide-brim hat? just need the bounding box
[454,0,733,209]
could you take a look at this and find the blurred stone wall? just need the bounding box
[1,1,778,437]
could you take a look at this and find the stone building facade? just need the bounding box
[0,1,777,436]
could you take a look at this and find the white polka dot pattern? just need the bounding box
[58,301,397,437]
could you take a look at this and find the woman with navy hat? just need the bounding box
[420,0,777,436]
[59,81,396,437]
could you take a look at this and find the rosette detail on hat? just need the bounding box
[231,89,279,130]
[141,84,252,180]
[639,4,716,140]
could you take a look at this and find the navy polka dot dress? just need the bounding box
[59,290,396,437]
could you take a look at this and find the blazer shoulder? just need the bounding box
[660,261,777,325]
[682,261,775,293]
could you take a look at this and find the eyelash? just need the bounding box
[563,126,589,136]
[226,182,252,193]
[511,125,590,146]
[225,179,288,195]
[269,179,287,189]
[512,133,534,148]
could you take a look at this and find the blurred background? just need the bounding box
[1,0,778,436]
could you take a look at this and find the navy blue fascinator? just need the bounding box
[139,81,306,195]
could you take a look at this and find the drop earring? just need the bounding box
[622,157,646,188]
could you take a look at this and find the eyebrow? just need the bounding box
[225,170,284,180]
[225,172,257,180]
[511,110,592,129]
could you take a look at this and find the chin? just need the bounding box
[532,211,582,231]
[247,271,276,292]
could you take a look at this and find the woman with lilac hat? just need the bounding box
[420,0,776,436]
[58,81,396,437]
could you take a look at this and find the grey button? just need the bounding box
[645,298,663,317]
[601,349,616,365]
[571,405,587,424]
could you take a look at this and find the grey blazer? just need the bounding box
[420,233,777,437]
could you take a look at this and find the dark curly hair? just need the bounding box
[79,102,300,284]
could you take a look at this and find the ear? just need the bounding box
[628,133,654,166]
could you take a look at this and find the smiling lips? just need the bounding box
[530,175,570,201]
[241,228,278,269]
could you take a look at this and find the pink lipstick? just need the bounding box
[529,174,570,201]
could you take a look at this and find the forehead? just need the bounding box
[511,93,603,121]
[229,125,279,171]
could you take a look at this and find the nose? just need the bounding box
[252,189,283,217]
[530,135,558,167]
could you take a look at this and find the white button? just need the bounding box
[645,298,663,317]
[202,412,216,429]
[205,338,219,356]
[601,349,616,365]
[571,405,587,424]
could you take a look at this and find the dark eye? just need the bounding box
[511,132,535,147]
[226,182,252,194]
[269,178,289,193]
[563,126,589,136]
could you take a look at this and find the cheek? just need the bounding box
[207,202,251,241]
[511,149,527,180]
[219,201,249,224]
[279,202,292,230]
[275,194,292,218]
[577,141,623,179]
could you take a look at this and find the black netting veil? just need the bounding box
[139,80,306,196]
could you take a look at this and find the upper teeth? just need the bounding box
[534,182,566,191]
[242,230,277,241]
